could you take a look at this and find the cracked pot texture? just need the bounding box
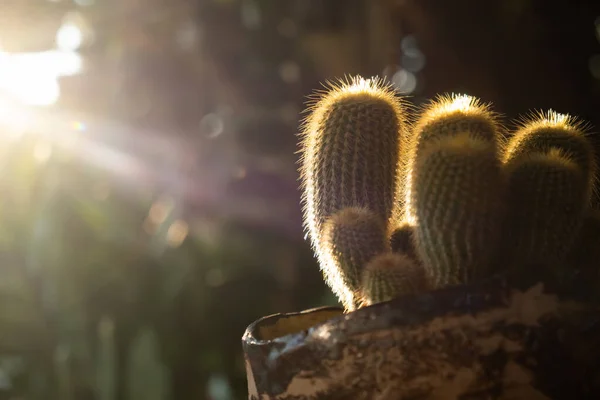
[242,275,600,400]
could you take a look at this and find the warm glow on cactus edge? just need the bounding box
[299,75,407,311]
[413,94,492,127]
[429,94,477,115]
[503,110,585,162]
[301,75,405,137]
[301,159,356,309]
[301,131,356,310]
[403,168,417,225]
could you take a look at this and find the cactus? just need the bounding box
[502,111,595,268]
[410,133,505,287]
[359,253,429,306]
[322,207,389,299]
[405,95,505,288]
[503,149,588,269]
[503,110,596,196]
[401,94,503,224]
[299,76,408,310]
[389,222,418,261]
[299,74,598,311]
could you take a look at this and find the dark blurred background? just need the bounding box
[0,0,598,399]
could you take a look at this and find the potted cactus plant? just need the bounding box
[242,76,600,399]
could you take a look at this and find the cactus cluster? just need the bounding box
[299,75,598,312]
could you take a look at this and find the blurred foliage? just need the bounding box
[0,124,328,399]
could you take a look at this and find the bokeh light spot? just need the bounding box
[200,113,224,138]
[72,120,87,132]
[175,21,200,51]
[148,199,172,225]
[402,51,426,73]
[241,0,261,29]
[279,61,300,83]
[56,24,83,51]
[392,69,417,94]
[401,35,422,57]
[166,220,189,248]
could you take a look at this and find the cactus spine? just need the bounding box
[360,253,428,306]
[502,111,595,267]
[406,95,505,288]
[299,76,408,310]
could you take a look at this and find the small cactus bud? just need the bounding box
[322,207,389,302]
[360,253,429,306]
[389,222,418,261]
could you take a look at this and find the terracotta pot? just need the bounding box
[242,274,600,399]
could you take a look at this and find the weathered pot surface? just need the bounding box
[242,274,600,399]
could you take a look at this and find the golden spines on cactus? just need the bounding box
[359,253,429,306]
[402,94,503,224]
[299,76,409,310]
[410,133,506,288]
[322,207,389,301]
[502,111,595,267]
[504,110,596,200]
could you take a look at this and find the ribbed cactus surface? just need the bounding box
[502,111,594,267]
[503,111,595,196]
[406,95,505,288]
[411,134,505,287]
[402,94,502,223]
